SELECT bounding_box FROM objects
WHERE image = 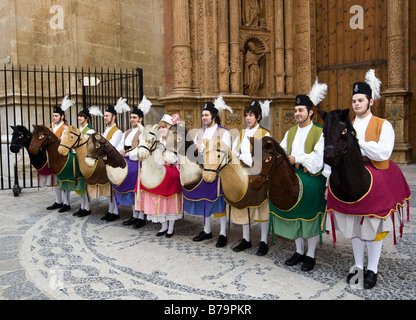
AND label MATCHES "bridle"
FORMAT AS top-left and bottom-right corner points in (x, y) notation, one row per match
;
(254, 149), (285, 181)
(59, 130), (88, 151)
(85, 135), (116, 161)
(203, 148), (232, 174)
(138, 131), (159, 154)
(323, 121), (356, 156)
(30, 130), (58, 150)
